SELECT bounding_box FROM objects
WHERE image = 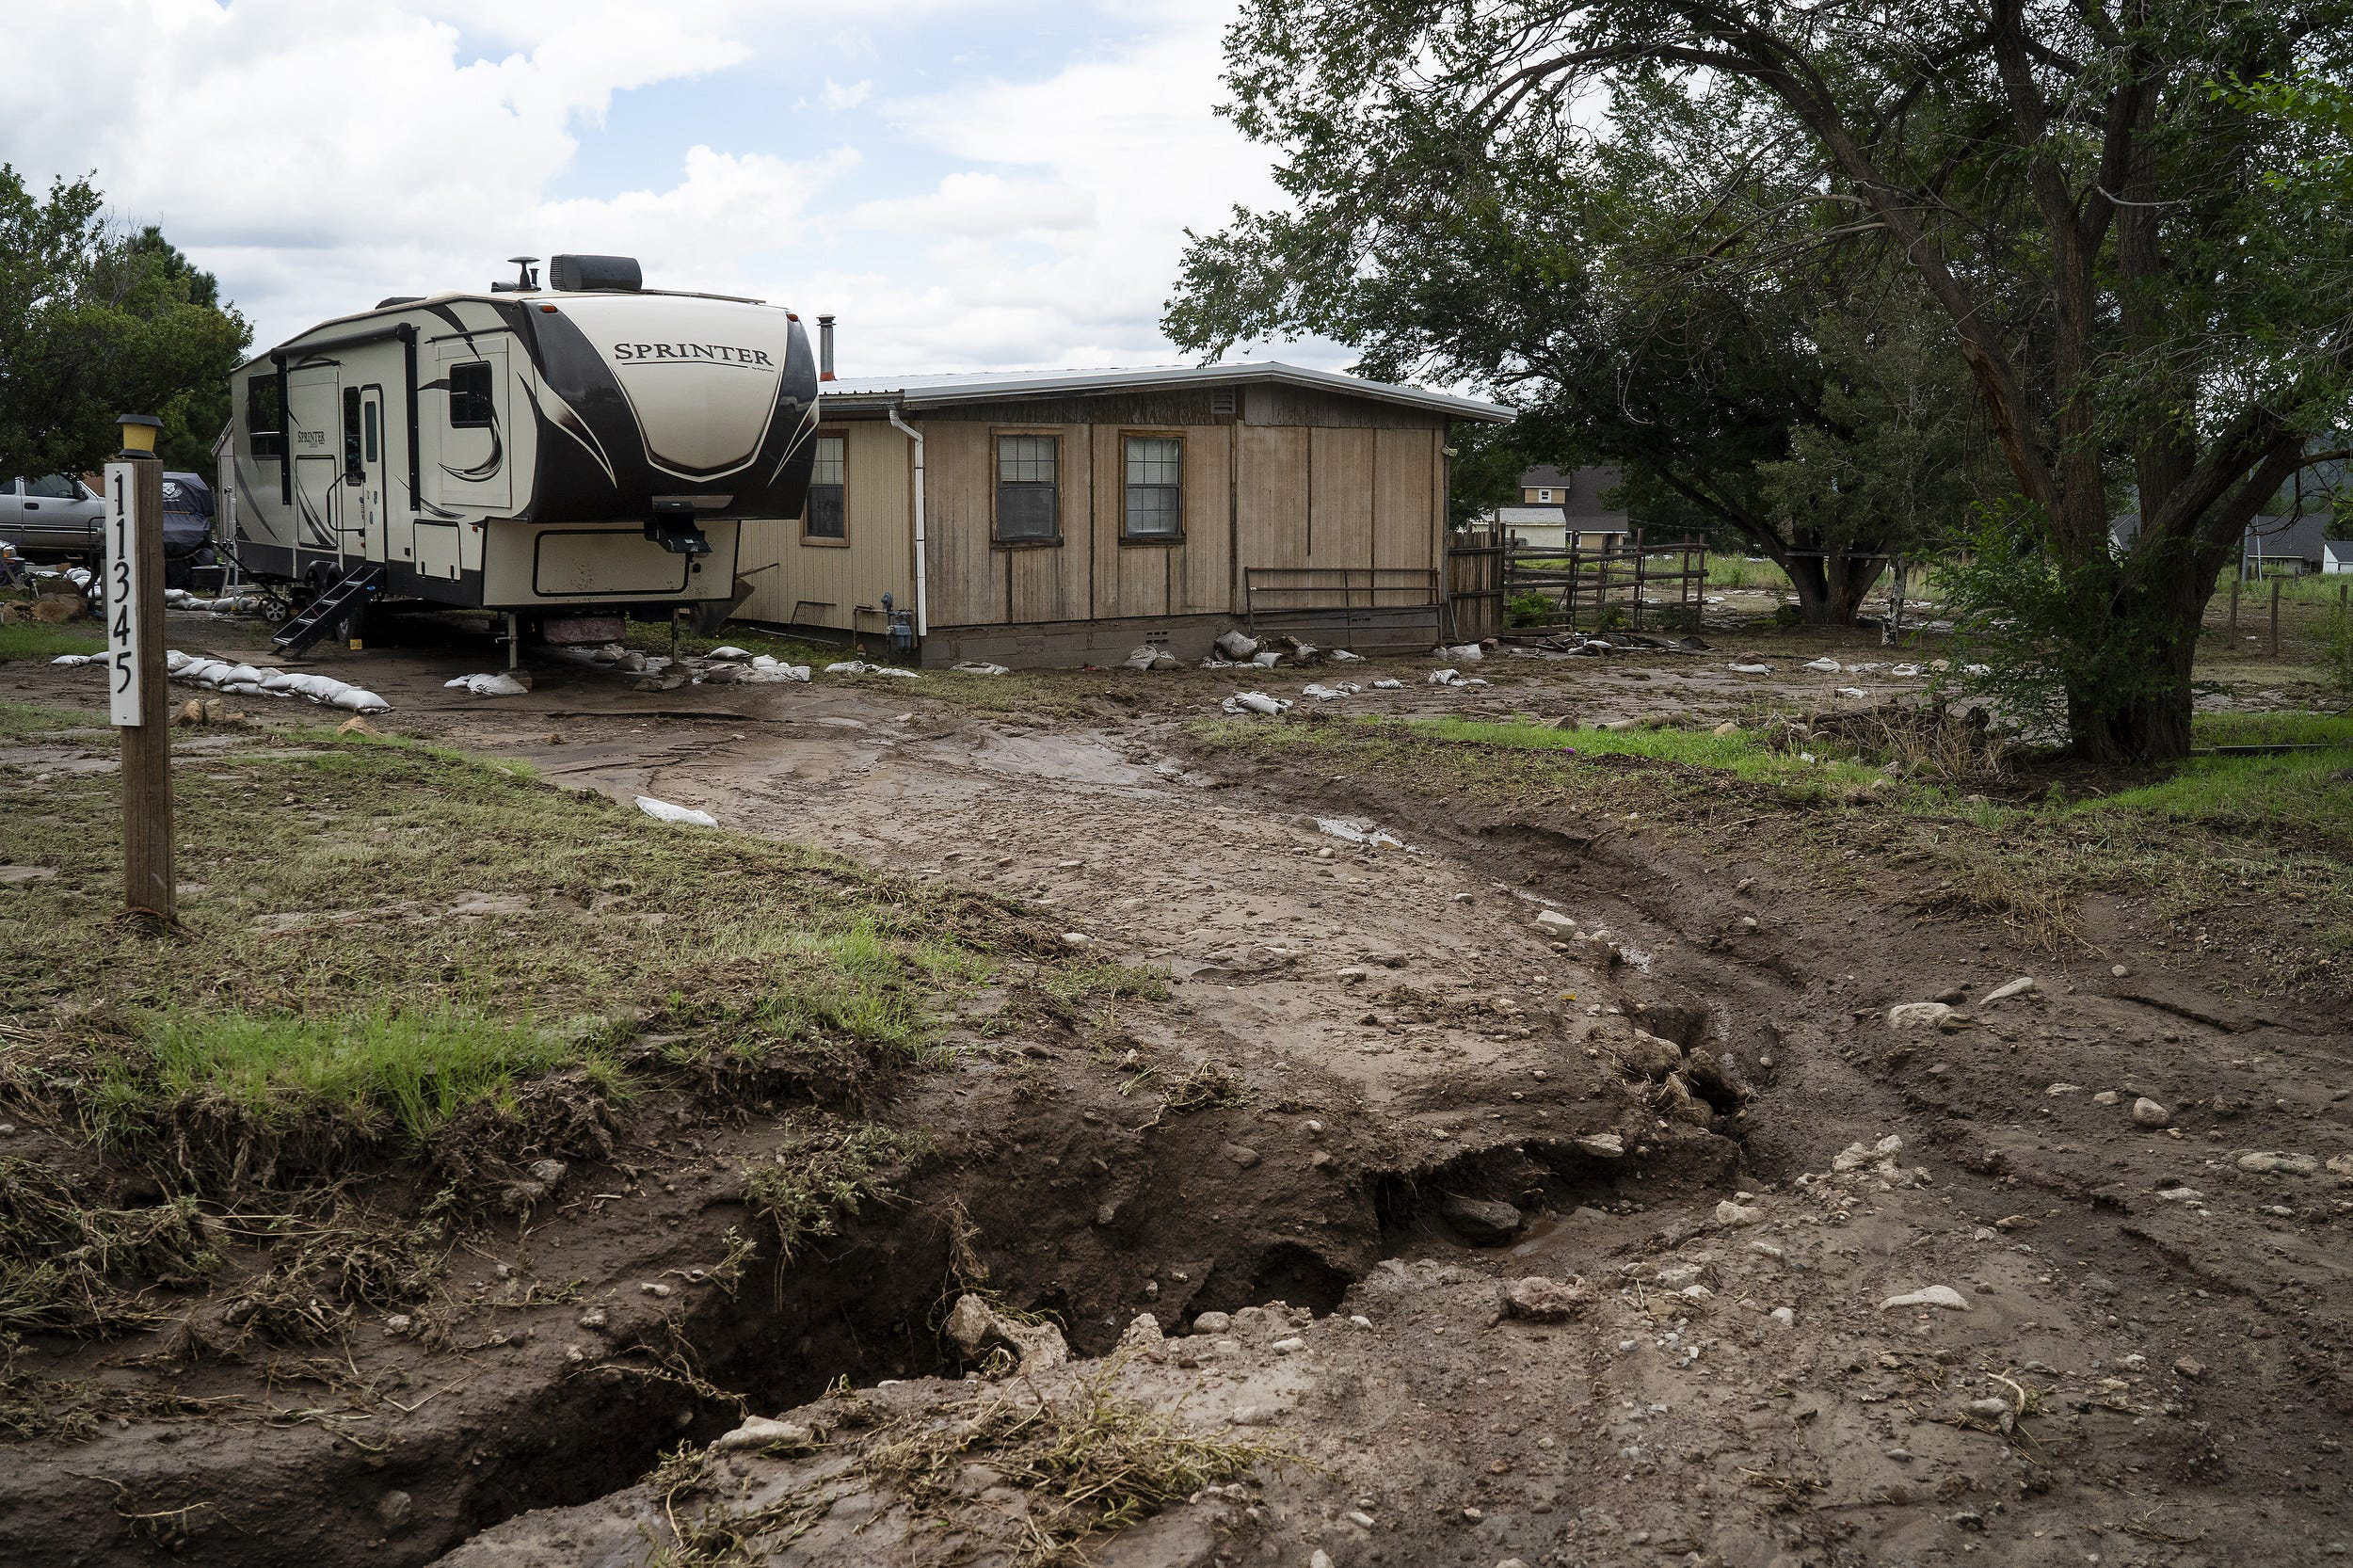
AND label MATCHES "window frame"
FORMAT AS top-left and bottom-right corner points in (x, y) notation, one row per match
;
(802, 427), (850, 546)
(990, 427), (1063, 548)
(1117, 428), (1186, 545)
(246, 374), (285, 462)
(447, 360), (495, 429)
